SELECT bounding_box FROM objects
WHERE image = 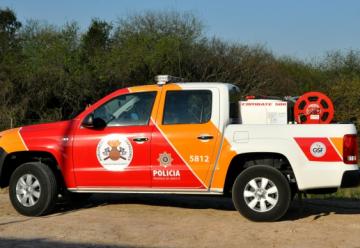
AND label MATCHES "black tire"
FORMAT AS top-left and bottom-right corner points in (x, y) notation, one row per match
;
(9, 162), (58, 216)
(232, 165), (291, 222)
(290, 183), (298, 200)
